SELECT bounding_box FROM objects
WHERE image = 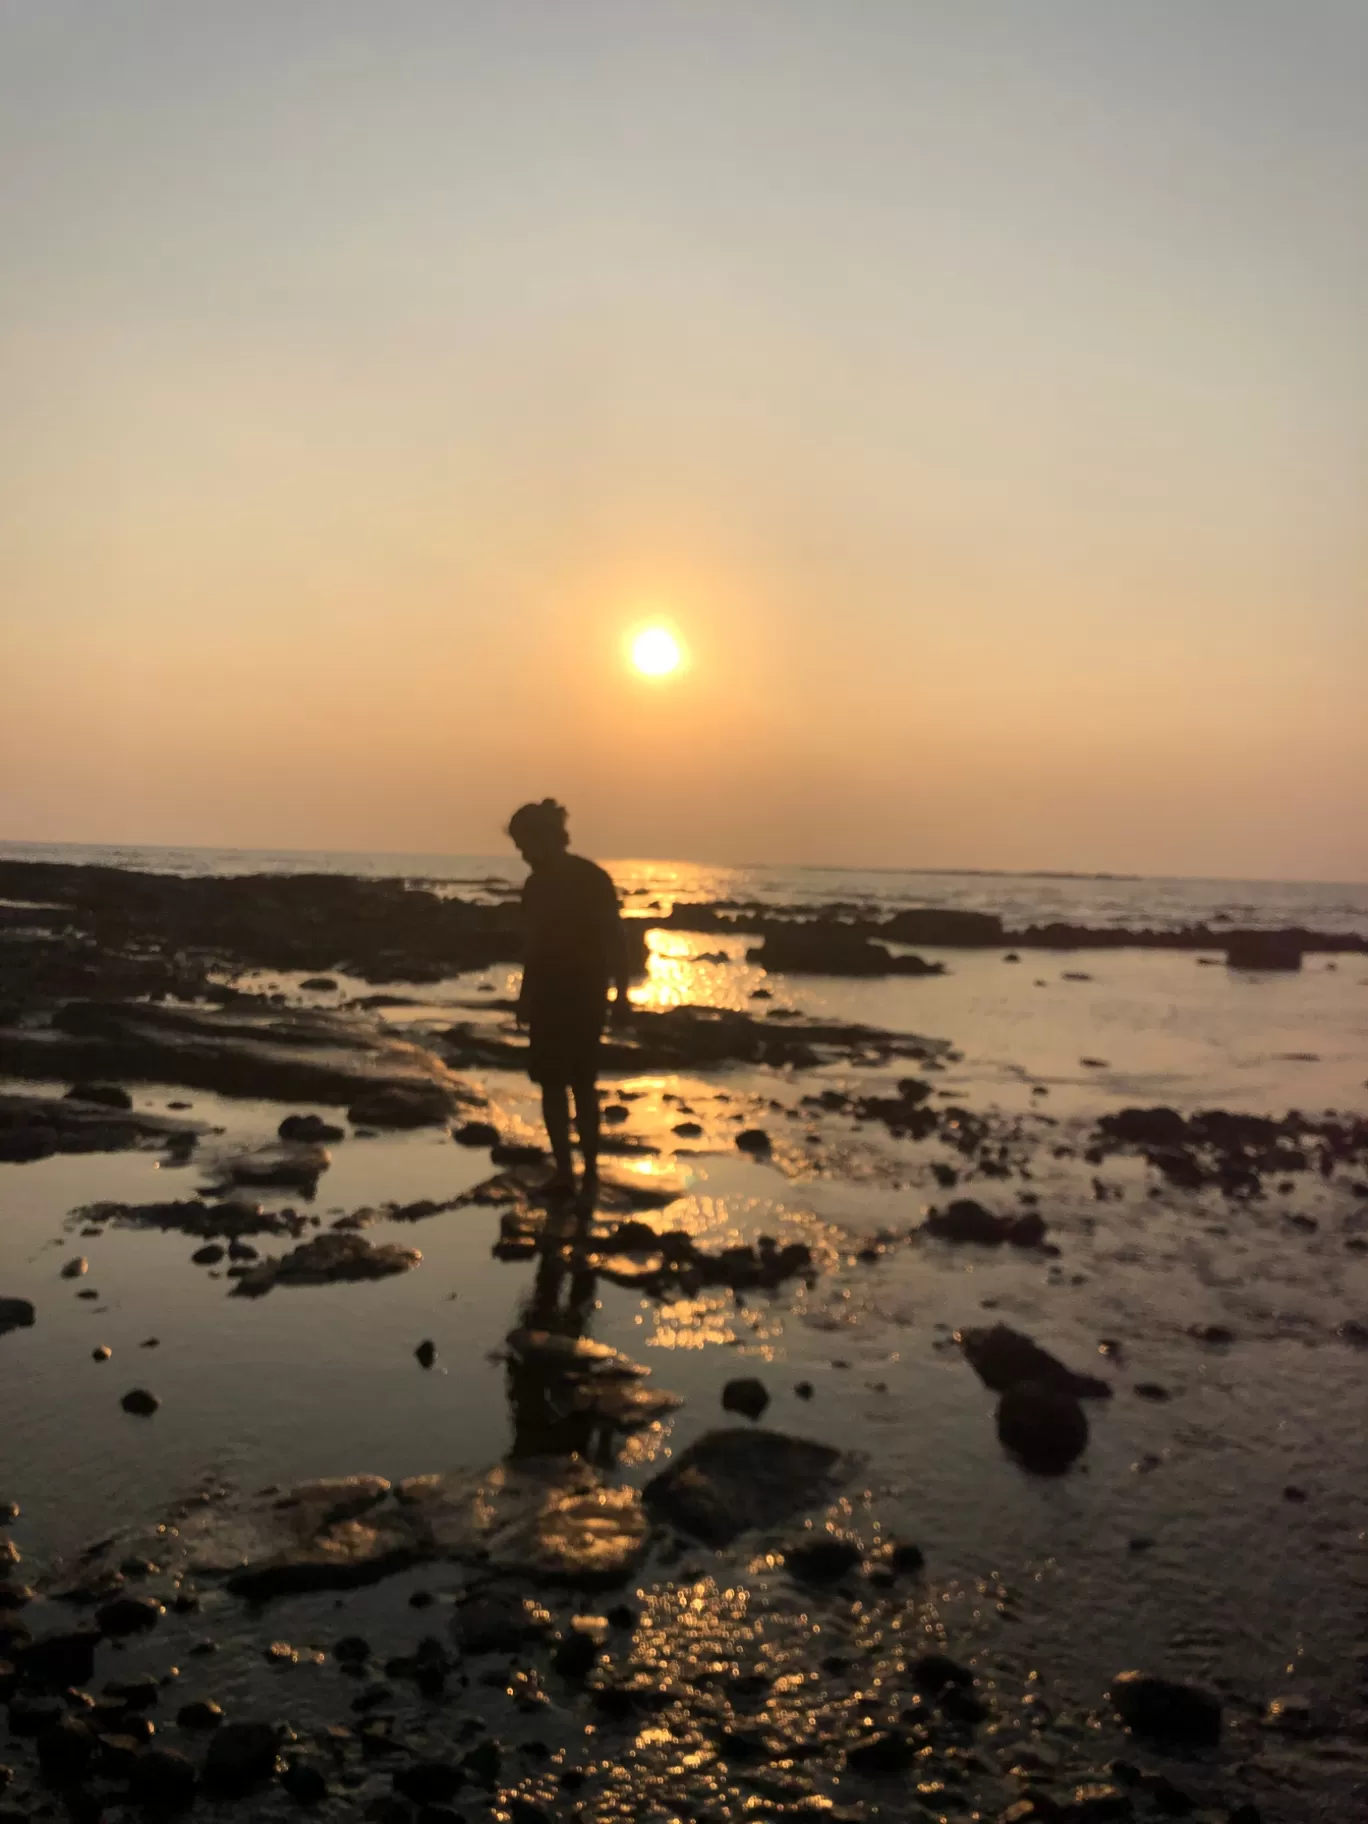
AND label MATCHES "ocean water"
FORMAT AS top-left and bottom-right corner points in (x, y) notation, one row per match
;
(3, 838), (1368, 936)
